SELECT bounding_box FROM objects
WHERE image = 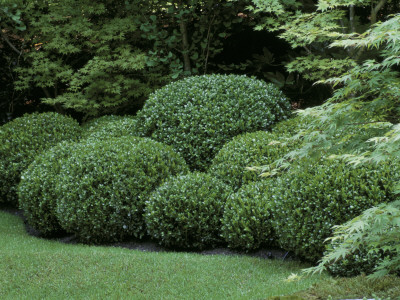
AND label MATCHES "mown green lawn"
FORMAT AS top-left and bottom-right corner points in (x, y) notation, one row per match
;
(0, 211), (325, 299)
